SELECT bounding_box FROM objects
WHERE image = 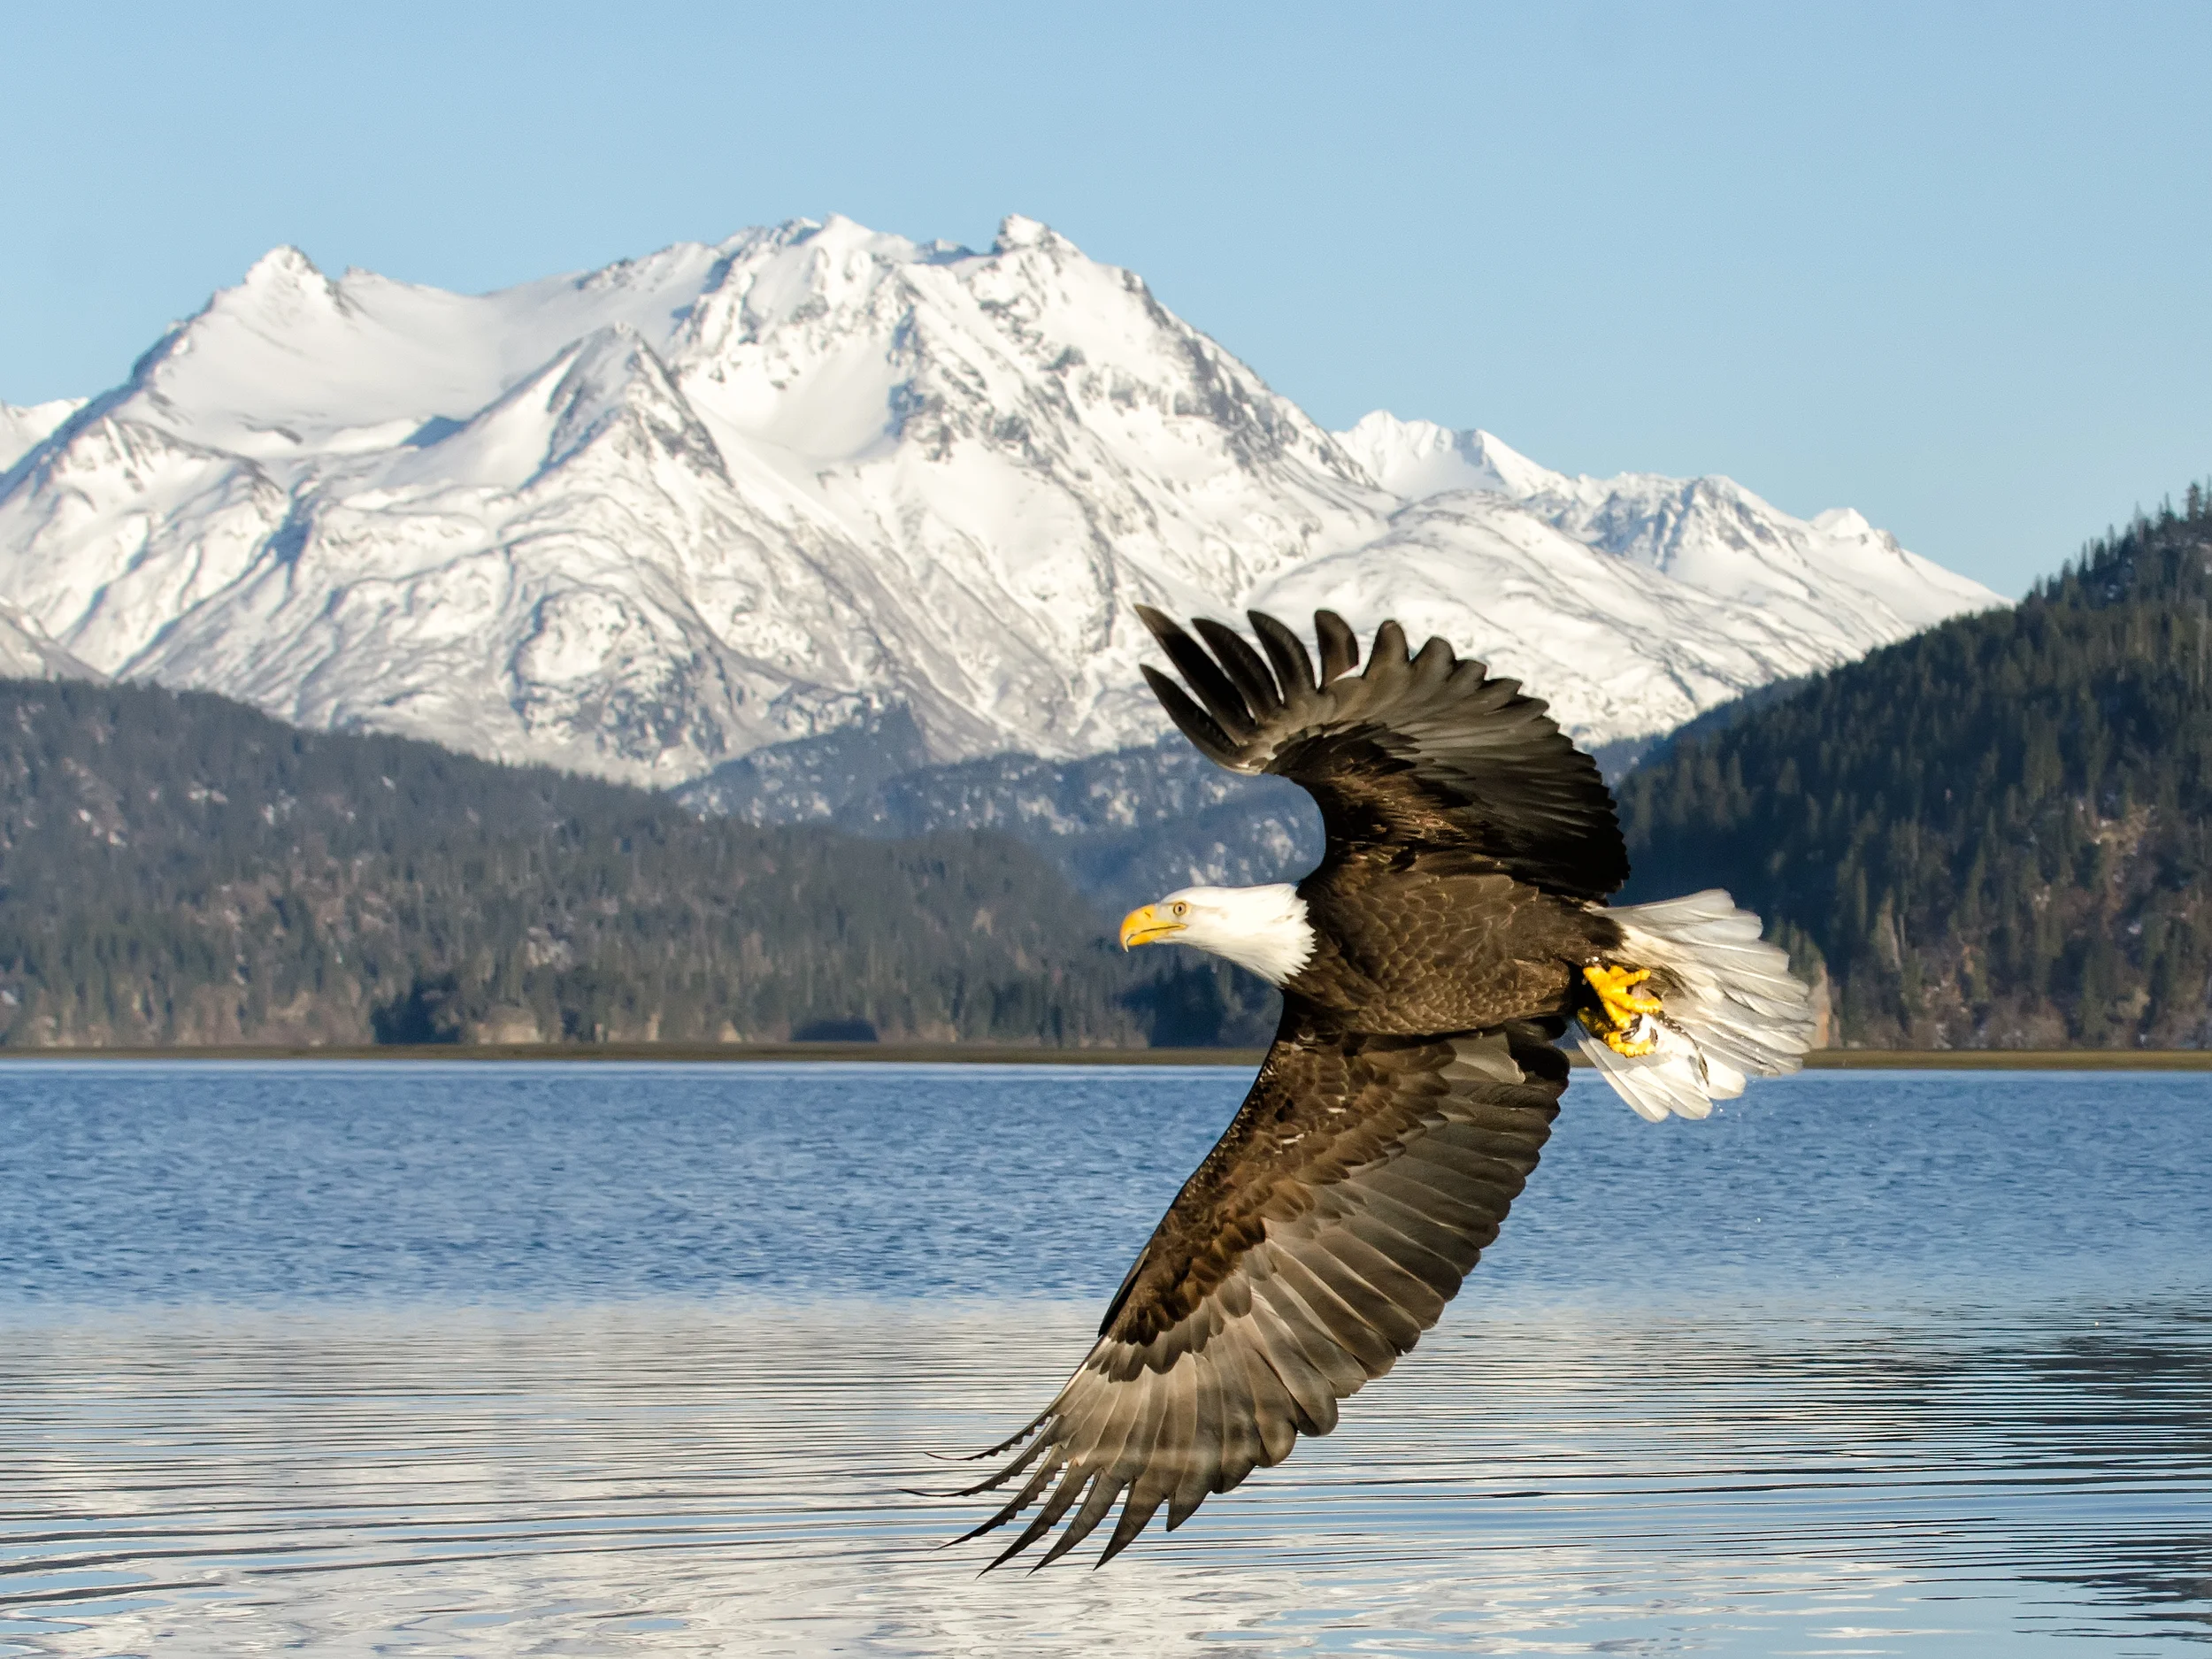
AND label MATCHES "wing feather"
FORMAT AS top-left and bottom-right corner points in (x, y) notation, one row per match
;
(1248, 610), (1319, 700)
(1268, 1248), (1400, 1373)
(958, 1017), (1565, 1566)
(1138, 665), (1236, 759)
(1167, 1351), (1219, 1524)
(1233, 1330), (1303, 1464)
(1134, 605), (1626, 899)
(1149, 625), (1257, 737)
(1192, 617), (1285, 717)
(1314, 609), (1361, 680)
(1249, 1283), (1348, 1429)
